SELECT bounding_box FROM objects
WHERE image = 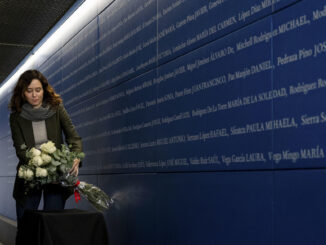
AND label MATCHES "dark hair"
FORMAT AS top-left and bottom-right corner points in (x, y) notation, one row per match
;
(9, 70), (62, 112)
